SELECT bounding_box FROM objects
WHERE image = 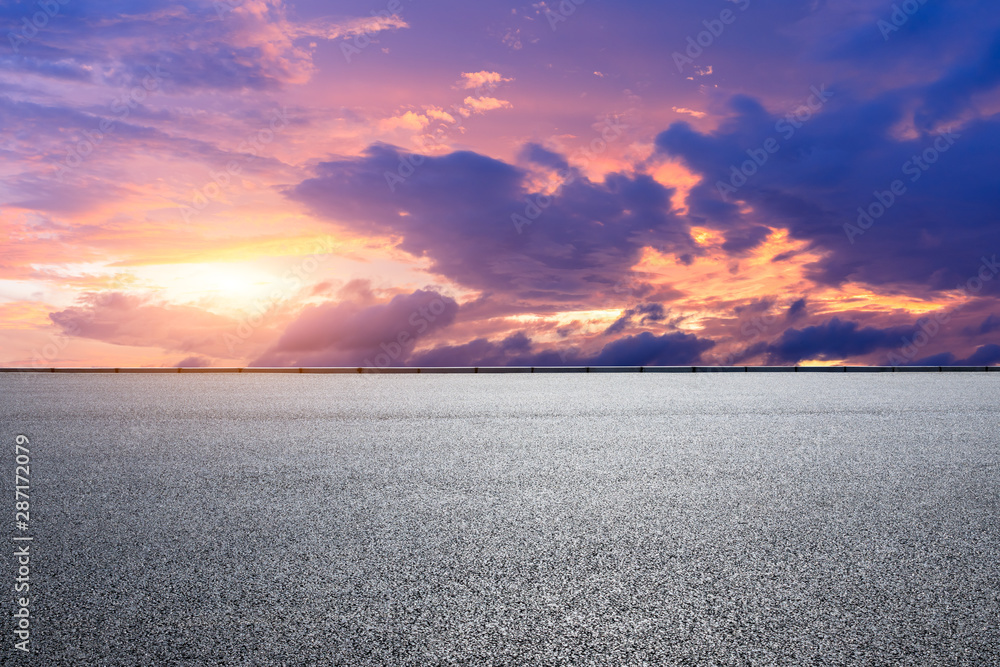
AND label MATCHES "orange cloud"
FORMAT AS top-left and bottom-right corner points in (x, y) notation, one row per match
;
(459, 71), (513, 90)
(47, 292), (276, 361)
(462, 96), (514, 114)
(379, 110), (432, 132)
